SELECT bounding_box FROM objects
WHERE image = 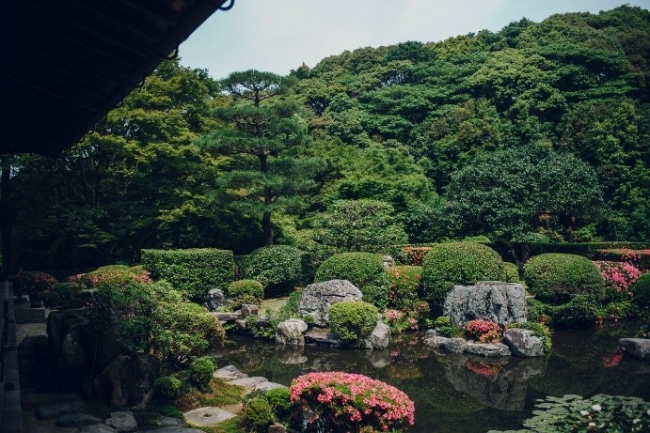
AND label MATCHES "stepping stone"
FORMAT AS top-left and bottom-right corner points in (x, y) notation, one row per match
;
(227, 376), (268, 388)
(80, 425), (118, 433)
(213, 364), (248, 381)
(144, 428), (205, 433)
(37, 400), (86, 419)
(255, 381), (287, 392)
(158, 416), (186, 427)
(56, 412), (101, 427)
(105, 411), (137, 432)
(184, 407), (237, 427)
